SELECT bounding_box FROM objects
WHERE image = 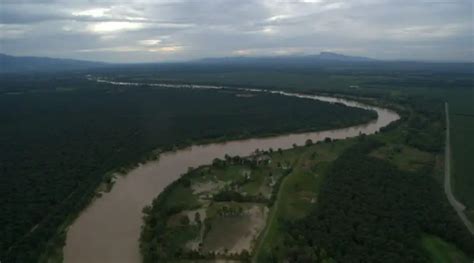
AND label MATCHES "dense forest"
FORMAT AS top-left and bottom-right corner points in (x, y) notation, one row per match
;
(0, 78), (376, 262)
(250, 84), (473, 262)
(275, 139), (474, 262)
